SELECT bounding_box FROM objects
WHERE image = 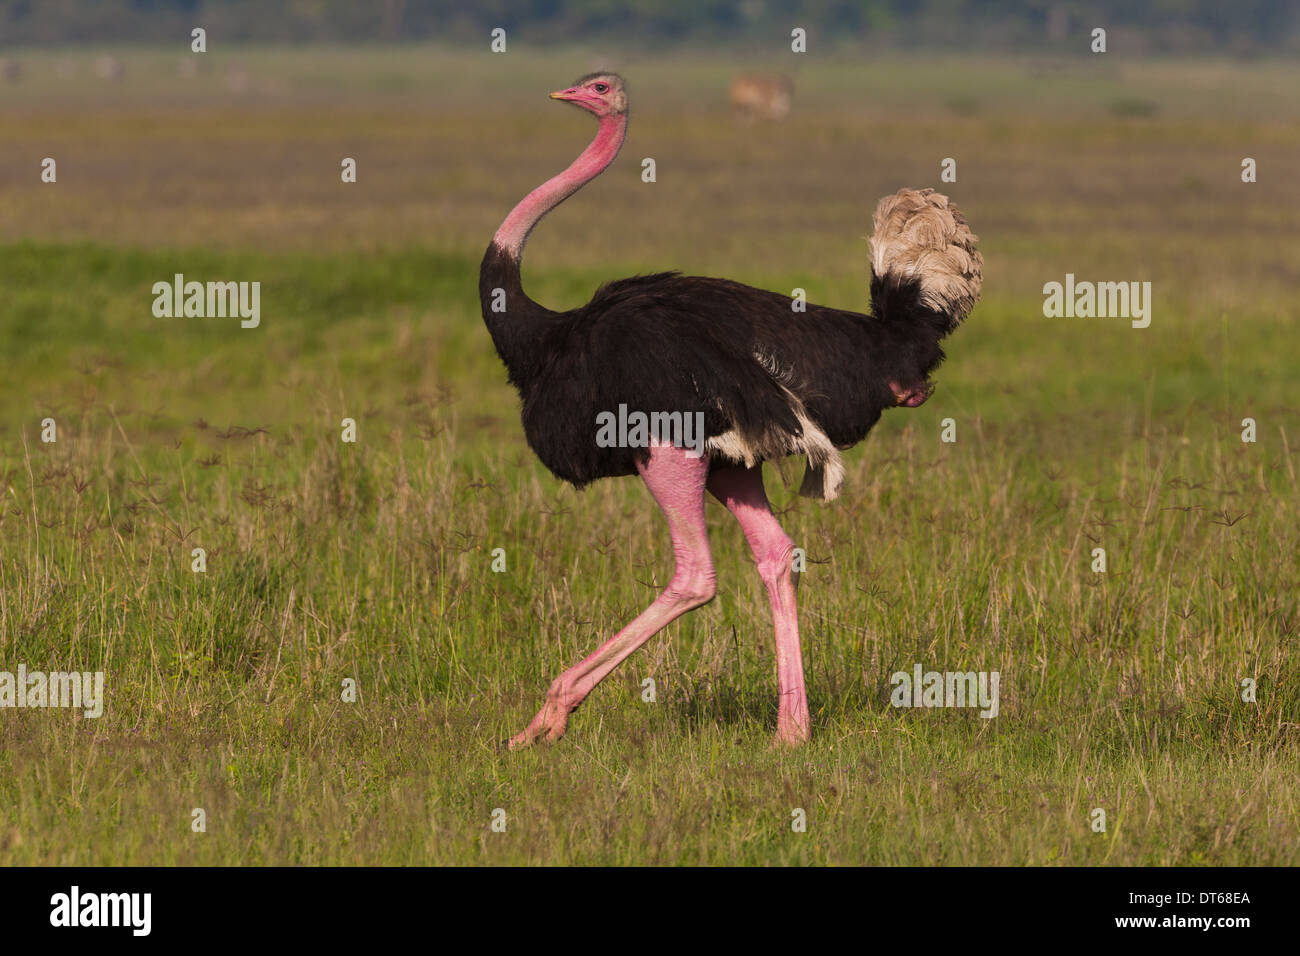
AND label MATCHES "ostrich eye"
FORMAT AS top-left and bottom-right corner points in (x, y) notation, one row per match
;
(593, 83), (608, 93)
